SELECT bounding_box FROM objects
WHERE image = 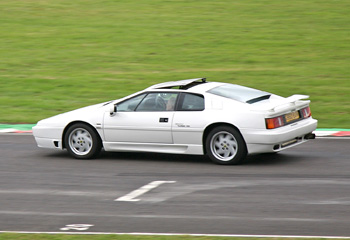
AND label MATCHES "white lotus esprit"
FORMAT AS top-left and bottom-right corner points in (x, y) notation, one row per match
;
(33, 78), (317, 165)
